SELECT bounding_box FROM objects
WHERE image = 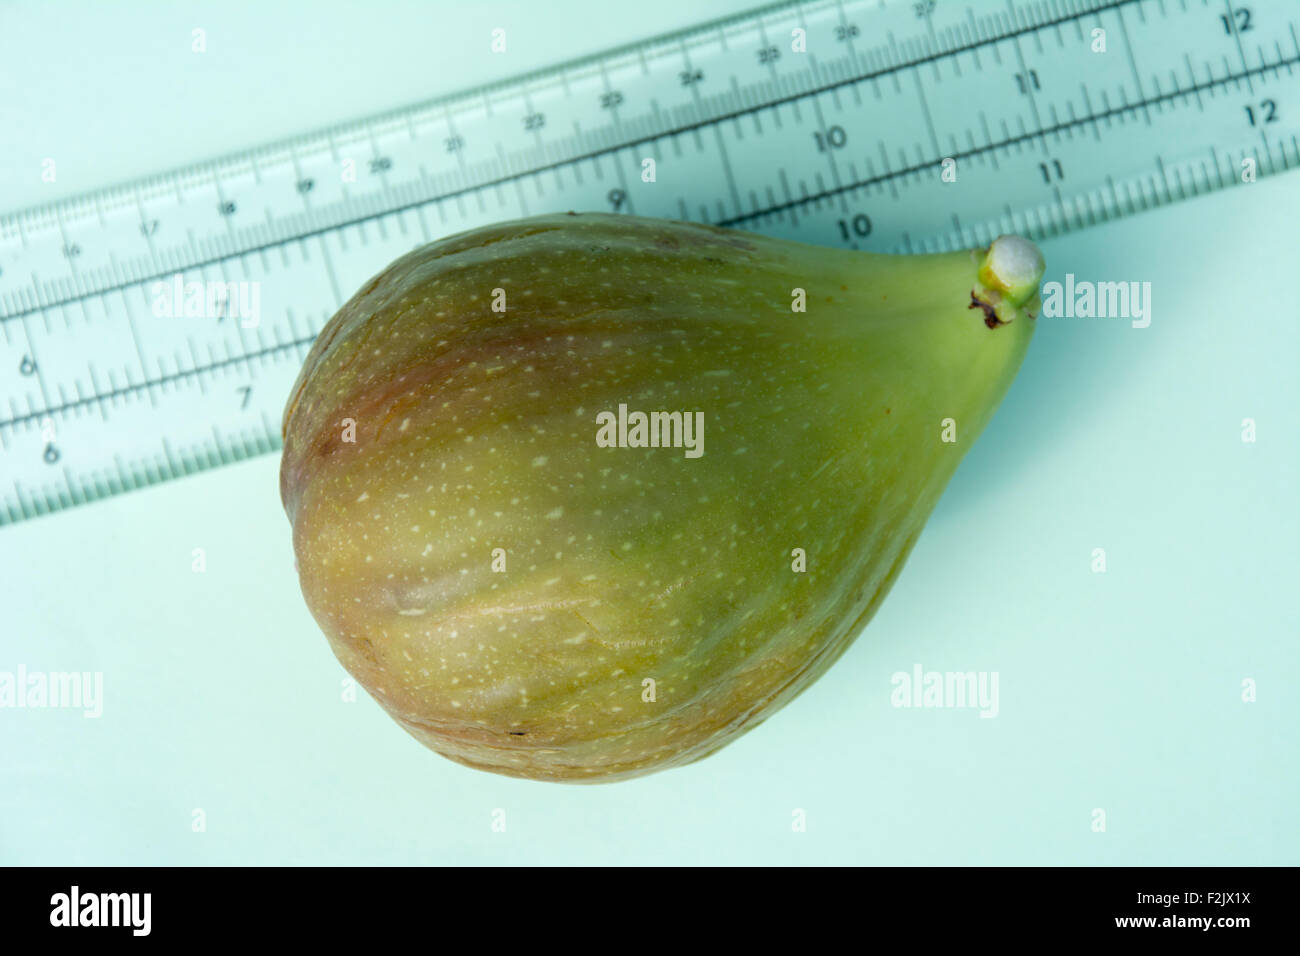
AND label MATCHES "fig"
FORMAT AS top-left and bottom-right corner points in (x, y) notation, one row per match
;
(280, 212), (1043, 782)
